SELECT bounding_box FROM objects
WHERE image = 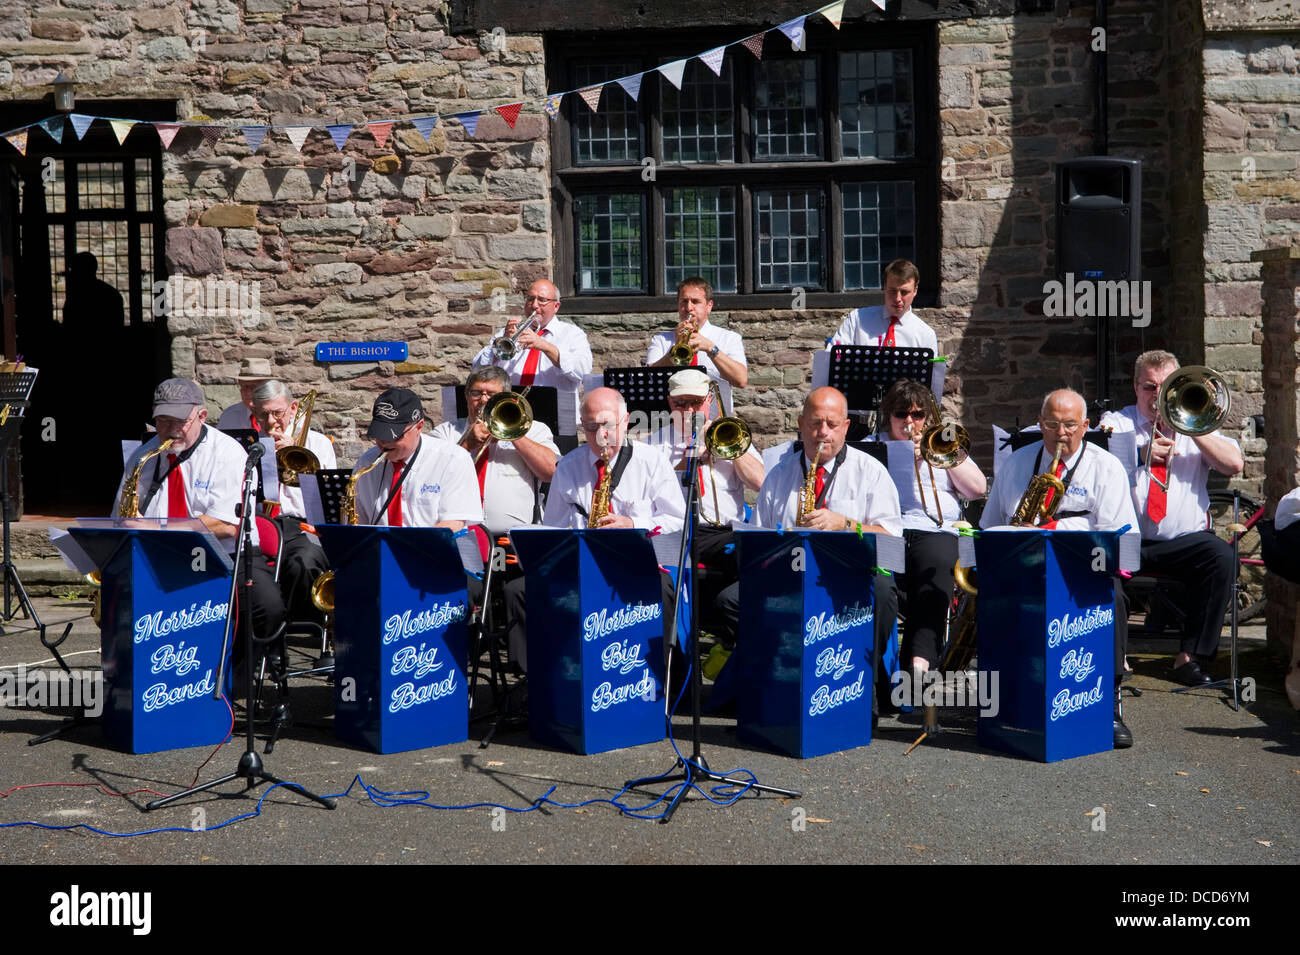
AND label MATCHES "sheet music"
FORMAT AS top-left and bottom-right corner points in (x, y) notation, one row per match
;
(874, 532), (906, 573)
(810, 350), (830, 389)
(651, 530), (683, 570)
(121, 439), (141, 468)
(49, 527), (97, 575)
(455, 530), (485, 574)
(556, 389), (577, 436)
(298, 474), (326, 525)
(71, 517), (234, 572)
(958, 534), (978, 568)
(1109, 431), (1138, 483)
(259, 437), (279, 499)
